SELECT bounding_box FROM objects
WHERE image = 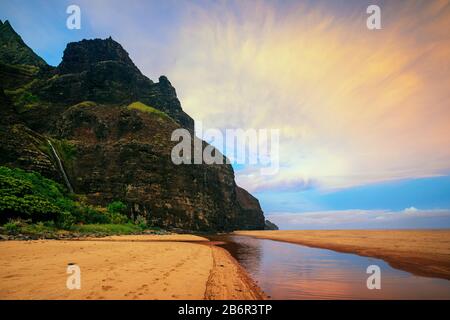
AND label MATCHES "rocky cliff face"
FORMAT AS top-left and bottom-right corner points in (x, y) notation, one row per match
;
(264, 220), (279, 230)
(37, 37), (194, 131)
(0, 21), (265, 231)
(235, 186), (266, 230)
